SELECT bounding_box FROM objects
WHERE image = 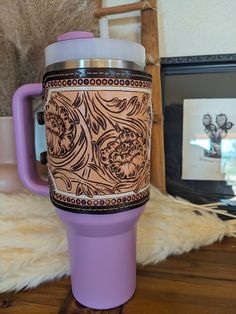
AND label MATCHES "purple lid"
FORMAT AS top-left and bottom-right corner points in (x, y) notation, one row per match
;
(57, 31), (94, 42)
